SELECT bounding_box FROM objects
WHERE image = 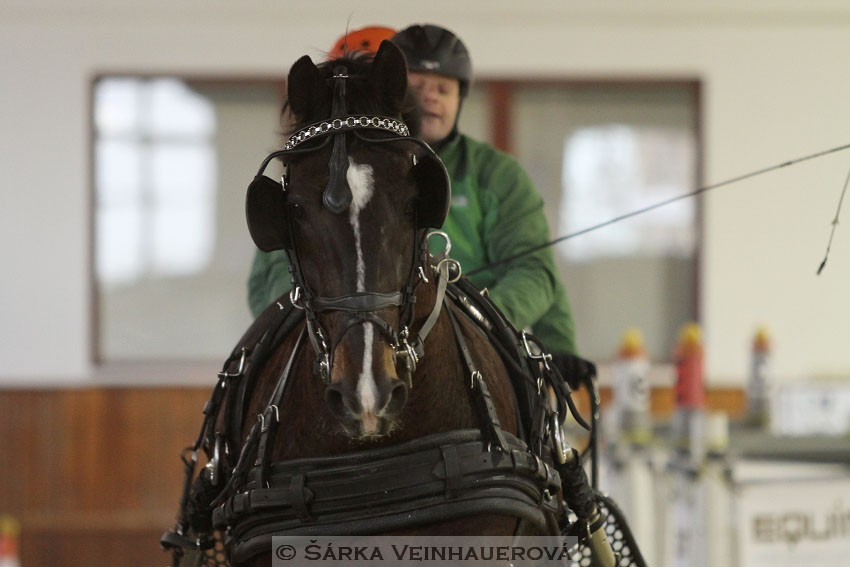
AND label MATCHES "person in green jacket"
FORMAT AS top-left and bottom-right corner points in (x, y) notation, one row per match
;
(248, 24), (588, 380)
